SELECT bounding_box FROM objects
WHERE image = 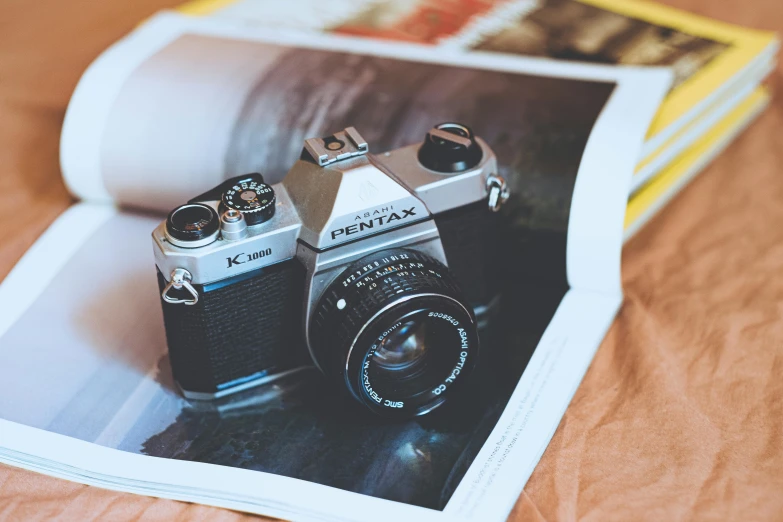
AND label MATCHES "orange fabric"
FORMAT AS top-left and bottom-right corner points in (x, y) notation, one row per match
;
(0, 0), (782, 520)
(0, 466), (255, 521)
